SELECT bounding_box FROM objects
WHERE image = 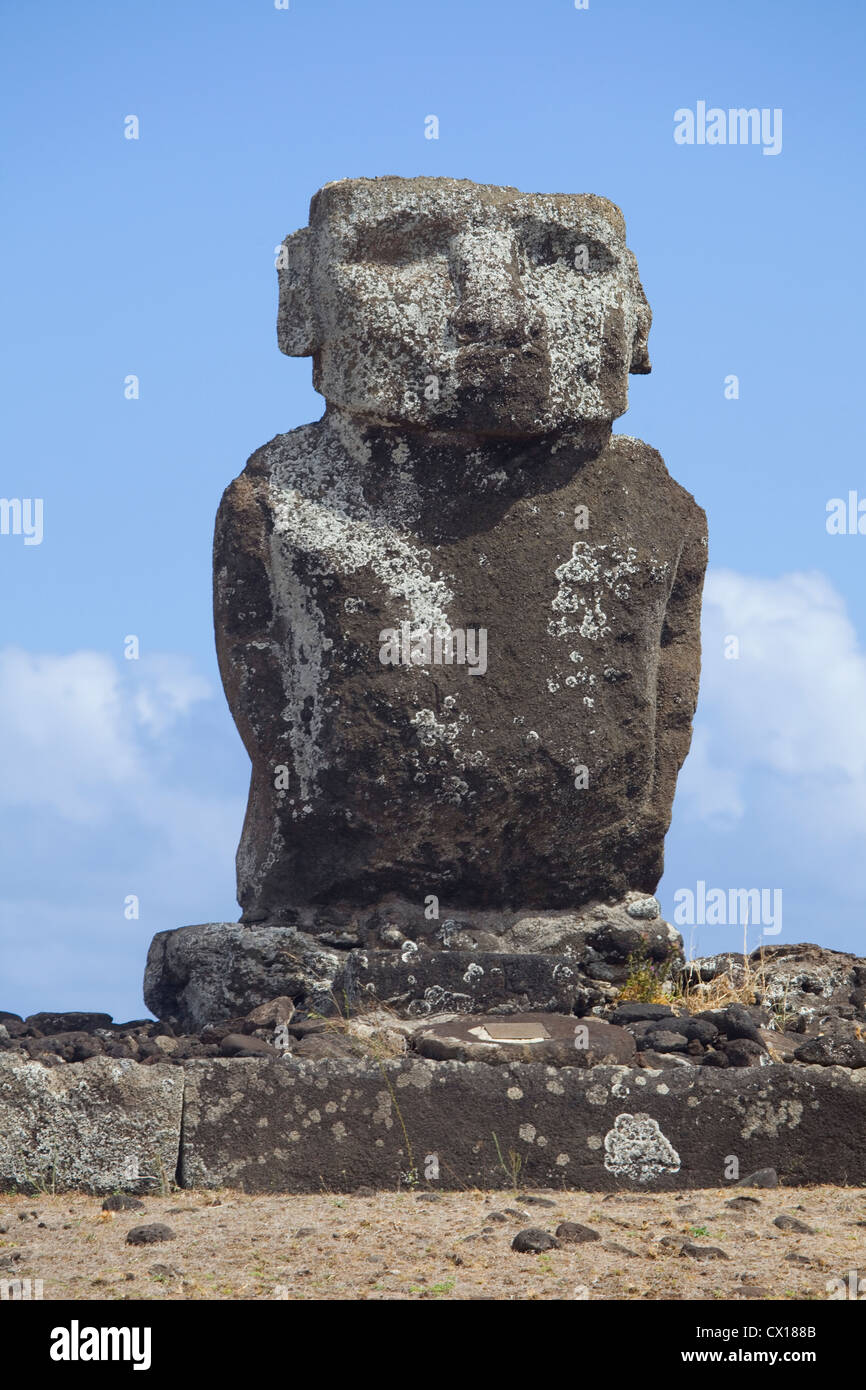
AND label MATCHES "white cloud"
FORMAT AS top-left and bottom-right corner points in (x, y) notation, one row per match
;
(132, 653), (212, 736)
(0, 646), (246, 1016)
(679, 568), (866, 835)
(676, 724), (745, 825)
(0, 647), (215, 822)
